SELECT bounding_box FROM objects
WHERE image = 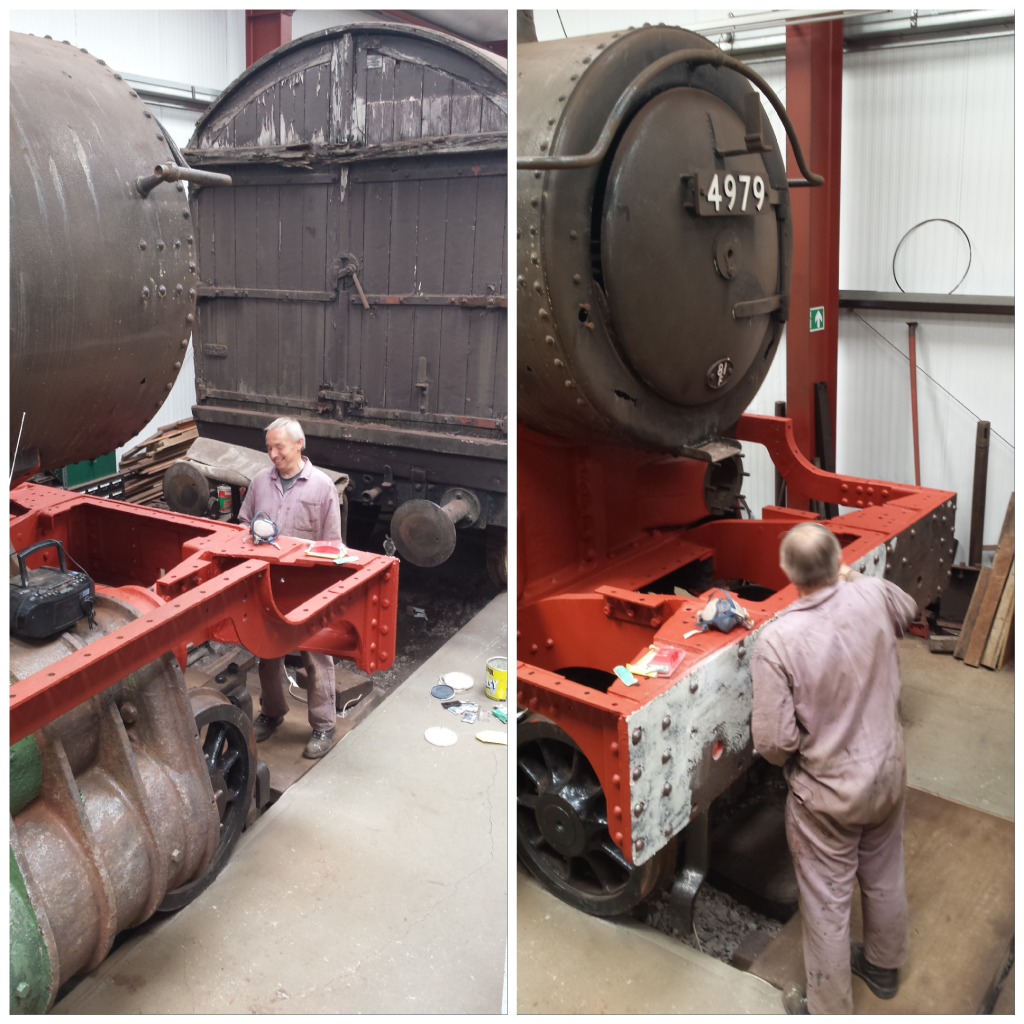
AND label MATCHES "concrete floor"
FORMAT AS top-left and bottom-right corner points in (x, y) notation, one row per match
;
(518, 635), (1014, 1014)
(55, 592), (508, 1014)
(899, 637), (1014, 819)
